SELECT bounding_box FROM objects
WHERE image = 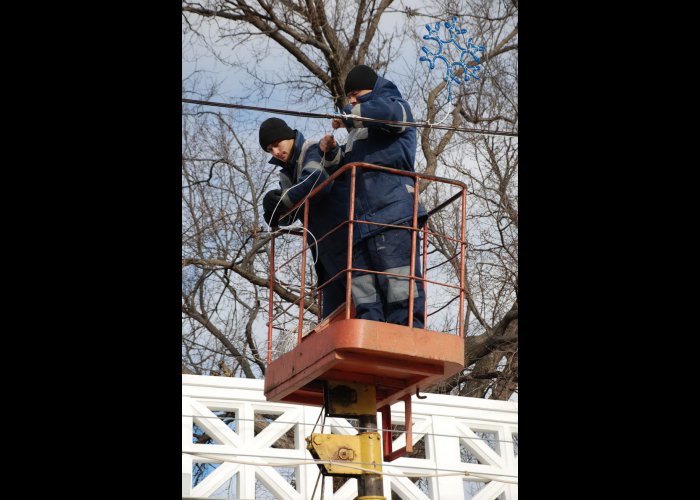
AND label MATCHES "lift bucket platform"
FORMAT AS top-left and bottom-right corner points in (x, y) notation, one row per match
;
(263, 318), (464, 410)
